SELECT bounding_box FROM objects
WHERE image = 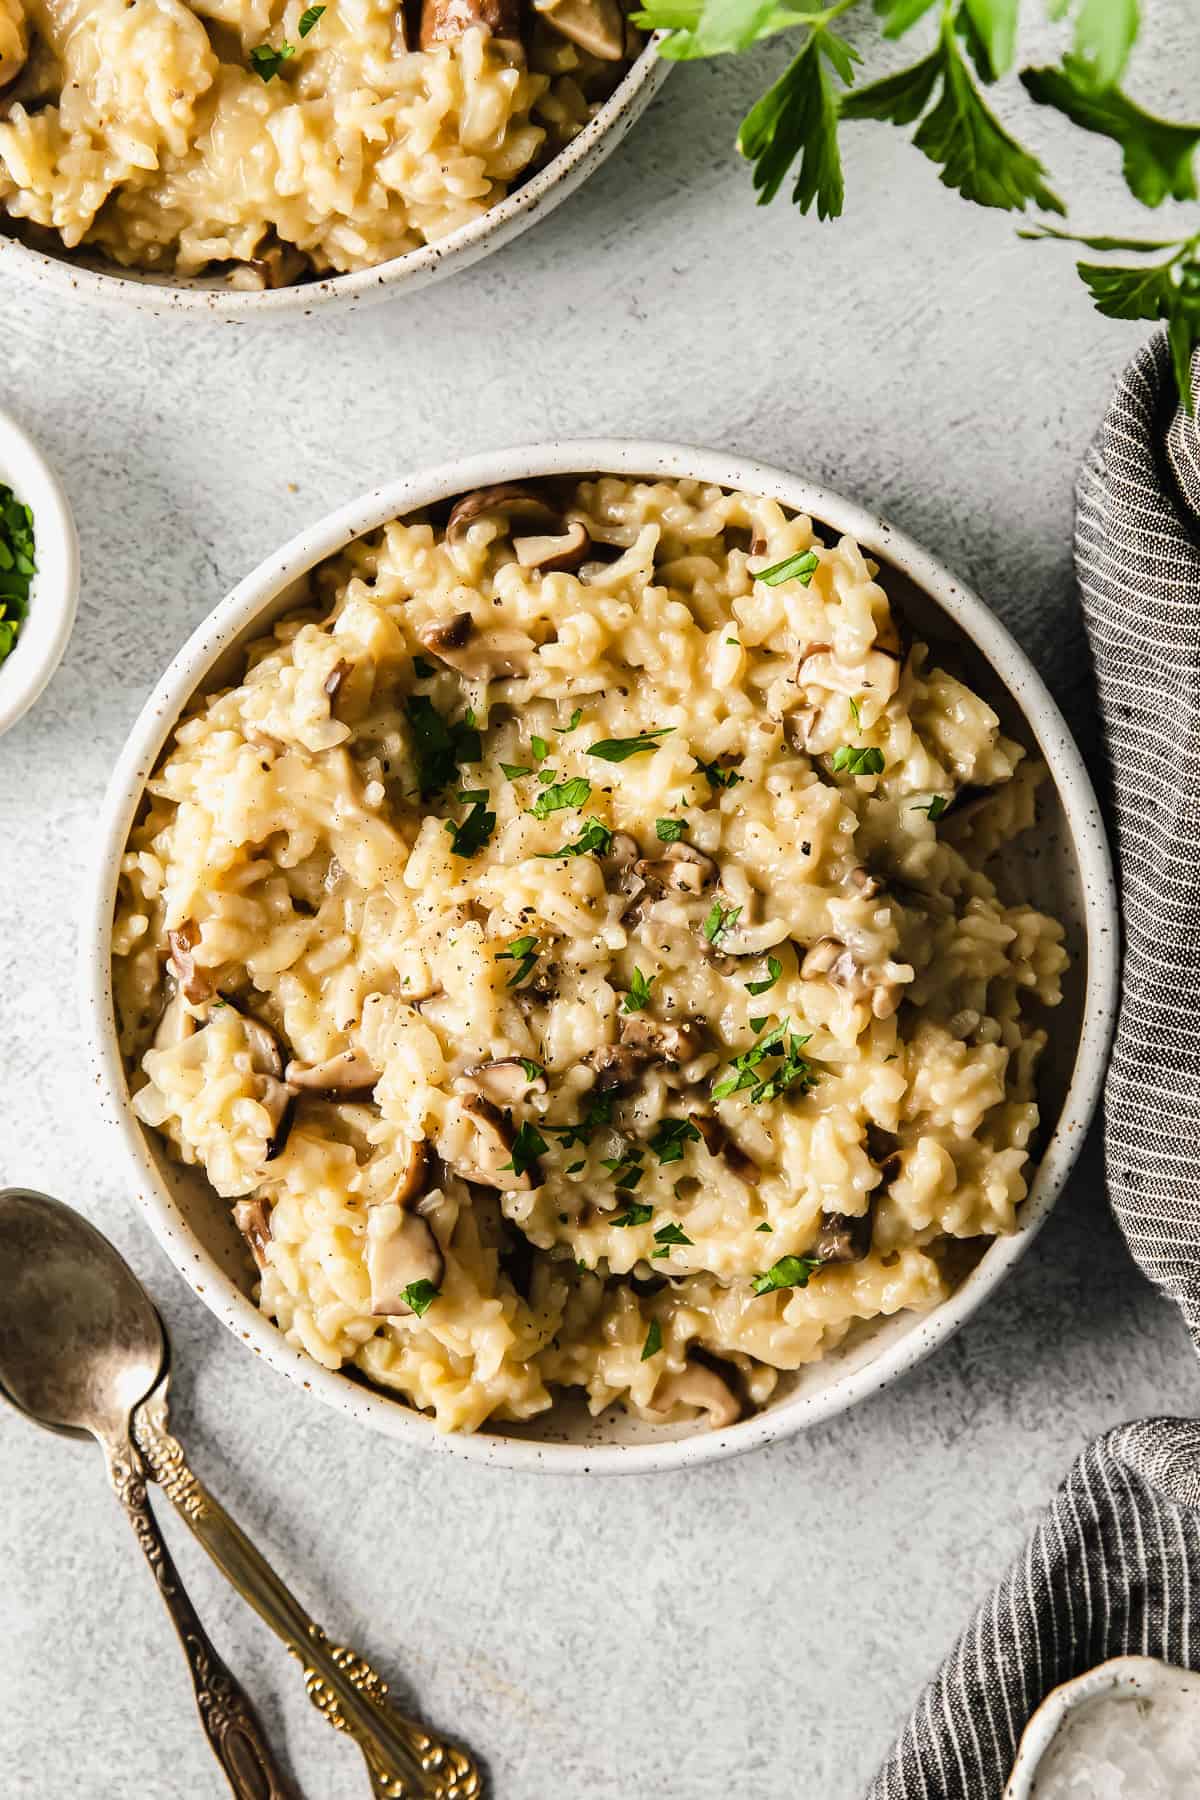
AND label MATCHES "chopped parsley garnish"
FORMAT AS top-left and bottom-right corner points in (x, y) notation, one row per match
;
(518, 1059), (546, 1082)
(611, 1200), (653, 1226)
(402, 1278), (439, 1316)
(588, 728), (674, 762)
(756, 1222), (773, 1233)
(557, 708), (582, 733)
(694, 758), (743, 789)
(648, 1118), (702, 1164)
(913, 794), (949, 820)
(457, 788), (488, 803)
(536, 817), (613, 860)
(745, 955), (783, 997)
(653, 1221), (693, 1246)
(406, 694), (480, 798)
(703, 900), (743, 944)
(848, 696), (861, 729)
(712, 1018), (817, 1105)
(497, 934), (539, 988)
(530, 776), (591, 820)
(298, 3), (325, 32)
(641, 1319), (663, 1360)
(412, 655), (435, 679)
(0, 484), (35, 665)
(655, 817), (685, 842)
(755, 549), (820, 587)
(622, 967), (655, 1013)
(500, 762), (532, 781)
(444, 798), (495, 857)
(544, 1096), (613, 1148)
(751, 1255), (819, 1296)
(530, 734), (549, 763)
(500, 1121), (548, 1180)
(830, 745), (885, 777)
(748, 1014), (769, 1033)
(250, 39), (295, 80)
(566, 1159), (585, 1174)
